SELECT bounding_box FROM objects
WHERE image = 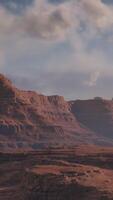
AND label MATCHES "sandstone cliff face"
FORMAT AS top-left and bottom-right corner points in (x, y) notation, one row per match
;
(70, 100), (113, 139)
(0, 74), (91, 150)
(0, 74), (113, 150)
